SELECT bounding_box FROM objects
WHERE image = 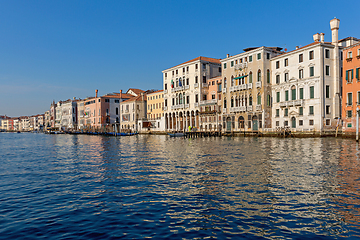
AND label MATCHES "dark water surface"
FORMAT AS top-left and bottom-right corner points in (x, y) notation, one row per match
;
(1, 133), (360, 239)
